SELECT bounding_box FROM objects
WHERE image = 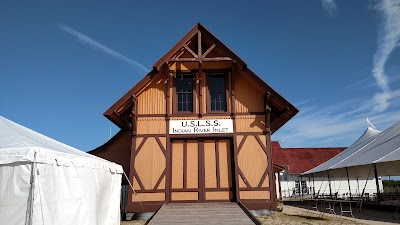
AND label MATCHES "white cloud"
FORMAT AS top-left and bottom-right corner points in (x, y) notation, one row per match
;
(322, 0), (337, 17)
(58, 24), (150, 73)
(371, 0), (400, 112)
(273, 91), (400, 147)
